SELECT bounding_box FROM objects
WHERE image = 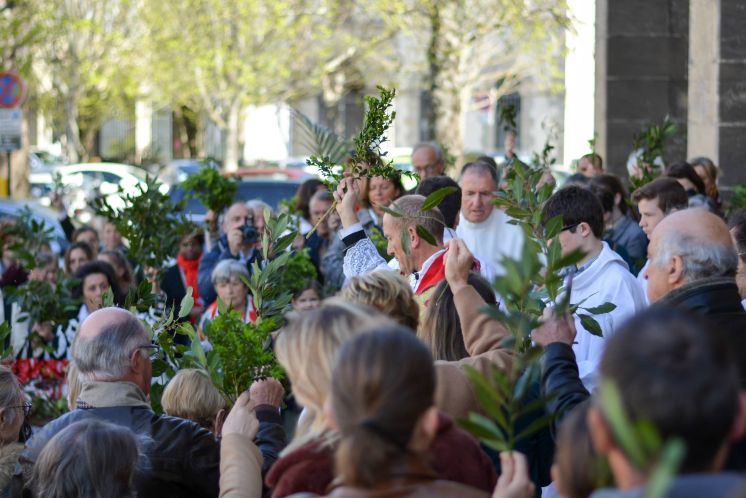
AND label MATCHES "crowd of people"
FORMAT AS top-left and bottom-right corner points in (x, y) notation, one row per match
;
(0, 140), (744, 498)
